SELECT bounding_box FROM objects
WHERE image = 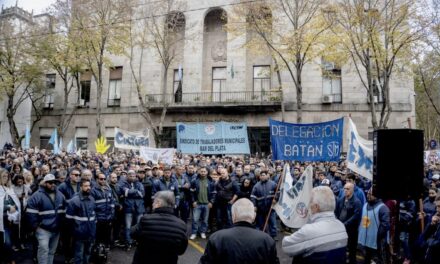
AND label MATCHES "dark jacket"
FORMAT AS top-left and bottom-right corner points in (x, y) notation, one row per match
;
(251, 180), (277, 212)
(152, 177), (180, 206)
(215, 178), (239, 204)
(58, 180), (80, 201)
(200, 221), (279, 264)
(131, 207), (188, 264)
(118, 179), (145, 214)
(420, 221), (440, 264)
(91, 185), (115, 221)
(26, 187), (66, 232)
(335, 194), (362, 233)
(66, 192), (96, 240)
(190, 176), (216, 204)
